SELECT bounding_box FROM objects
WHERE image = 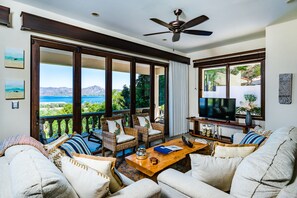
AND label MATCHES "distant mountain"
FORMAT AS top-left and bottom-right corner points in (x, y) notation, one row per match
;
(40, 85), (105, 96)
